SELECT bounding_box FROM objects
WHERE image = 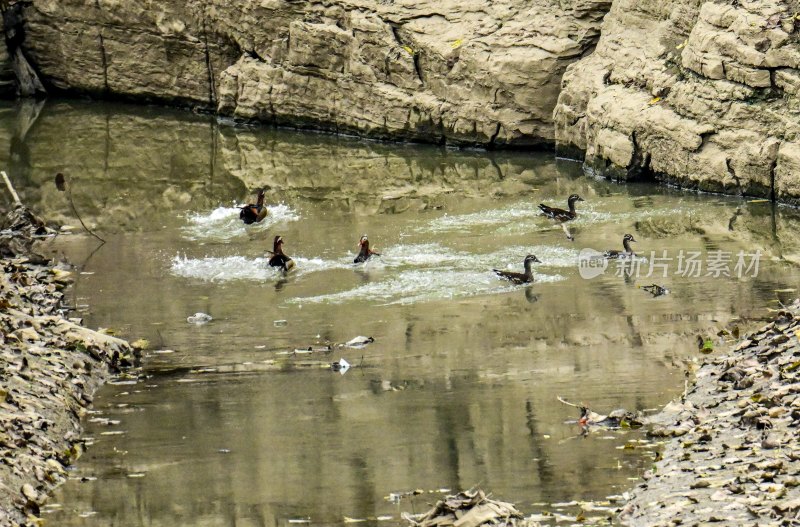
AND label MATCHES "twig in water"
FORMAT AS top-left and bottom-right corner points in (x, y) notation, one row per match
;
(56, 173), (106, 243)
(556, 395), (581, 408)
(1, 170), (22, 206)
